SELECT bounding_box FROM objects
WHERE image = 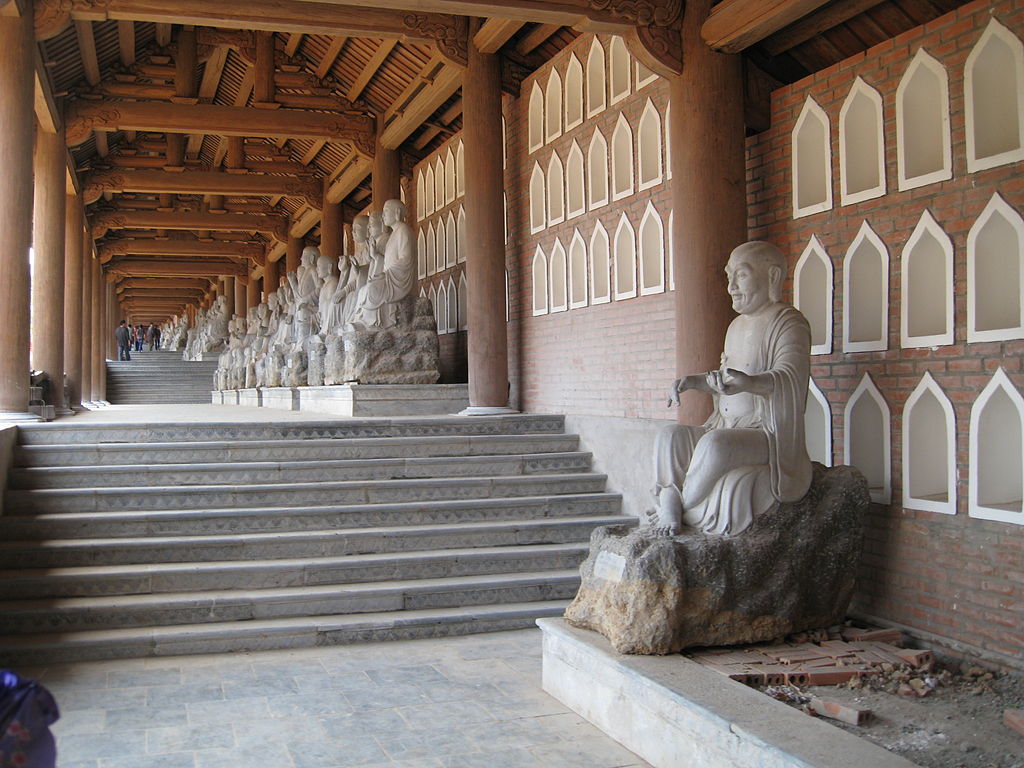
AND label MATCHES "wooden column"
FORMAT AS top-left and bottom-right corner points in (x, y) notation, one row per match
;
(63, 198), (84, 410)
(246, 271), (260, 311)
(321, 178), (342, 258)
(264, 259), (280, 295)
(80, 248), (94, 405)
(372, 118), (401, 207)
(31, 125), (67, 411)
(0, 6), (39, 420)
(233, 278), (246, 318)
(669, 0), (747, 425)
(462, 31), (513, 413)
(222, 276), (235, 317)
(286, 235), (302, 273)
(254, 31), (275, 105)
(106, 281), (117, 361)
(91, 258), (105, 402)
(175, 27), (197, 98)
